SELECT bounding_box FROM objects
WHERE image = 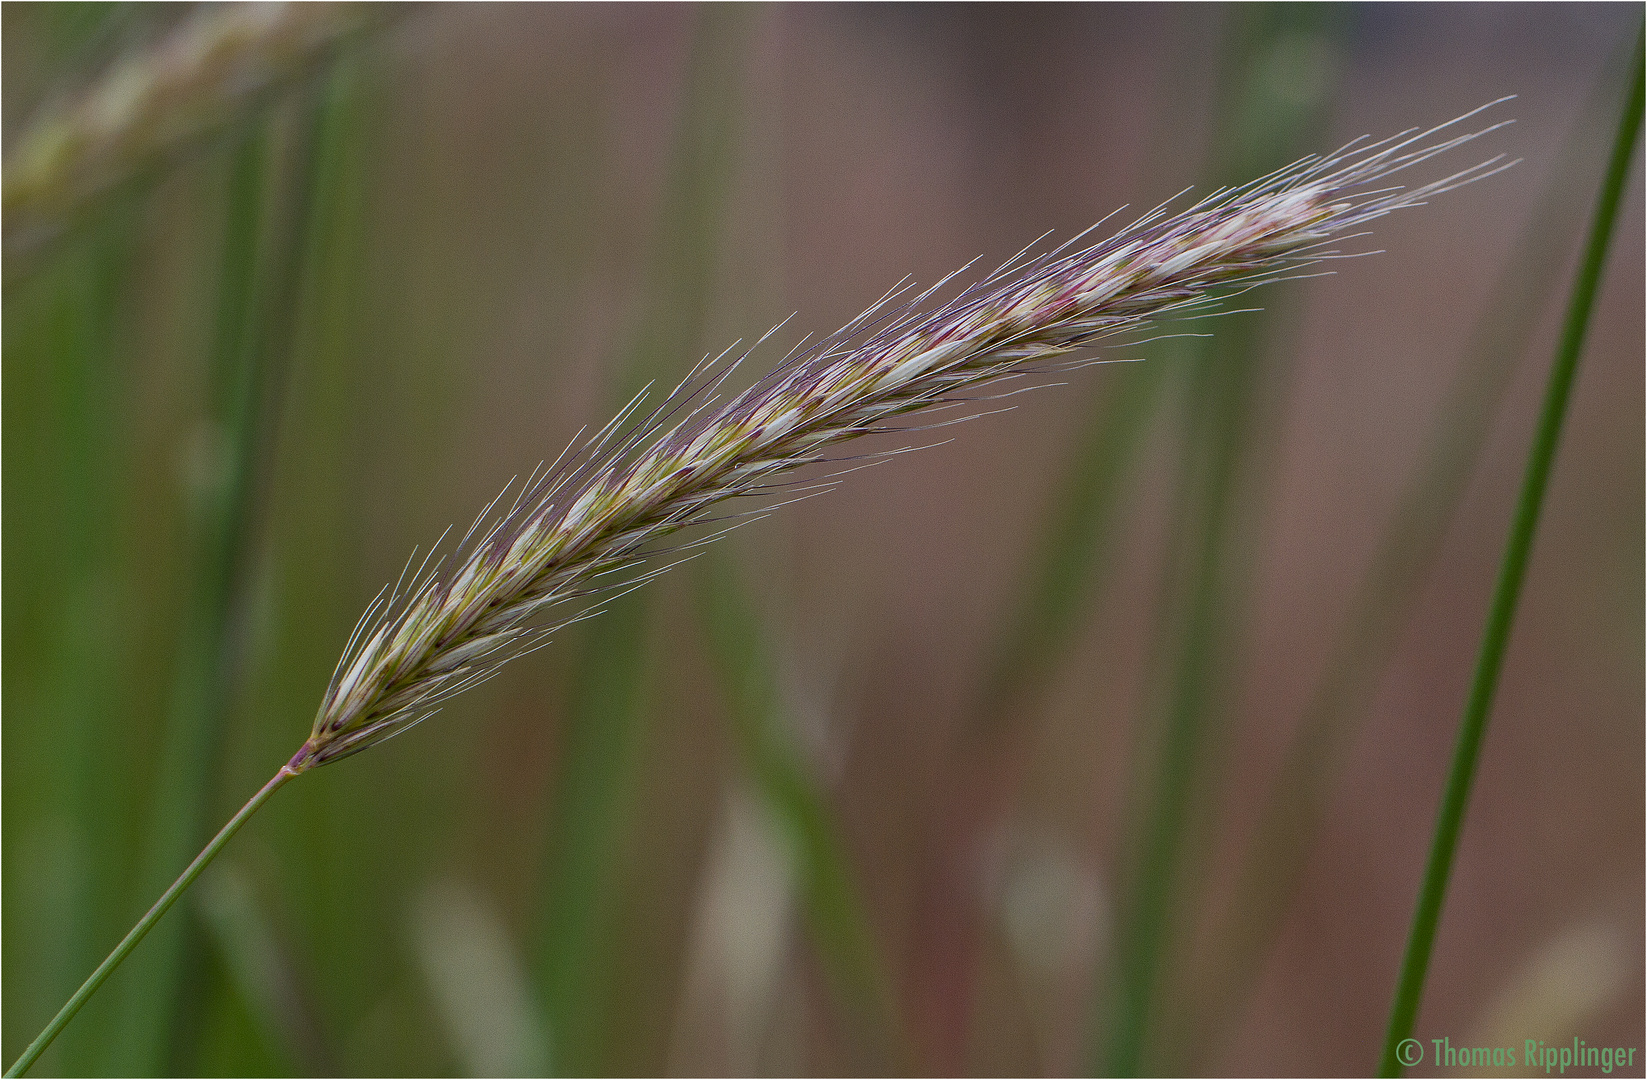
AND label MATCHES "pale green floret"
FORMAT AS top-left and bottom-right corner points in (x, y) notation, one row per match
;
(428, 634), (507, 677)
